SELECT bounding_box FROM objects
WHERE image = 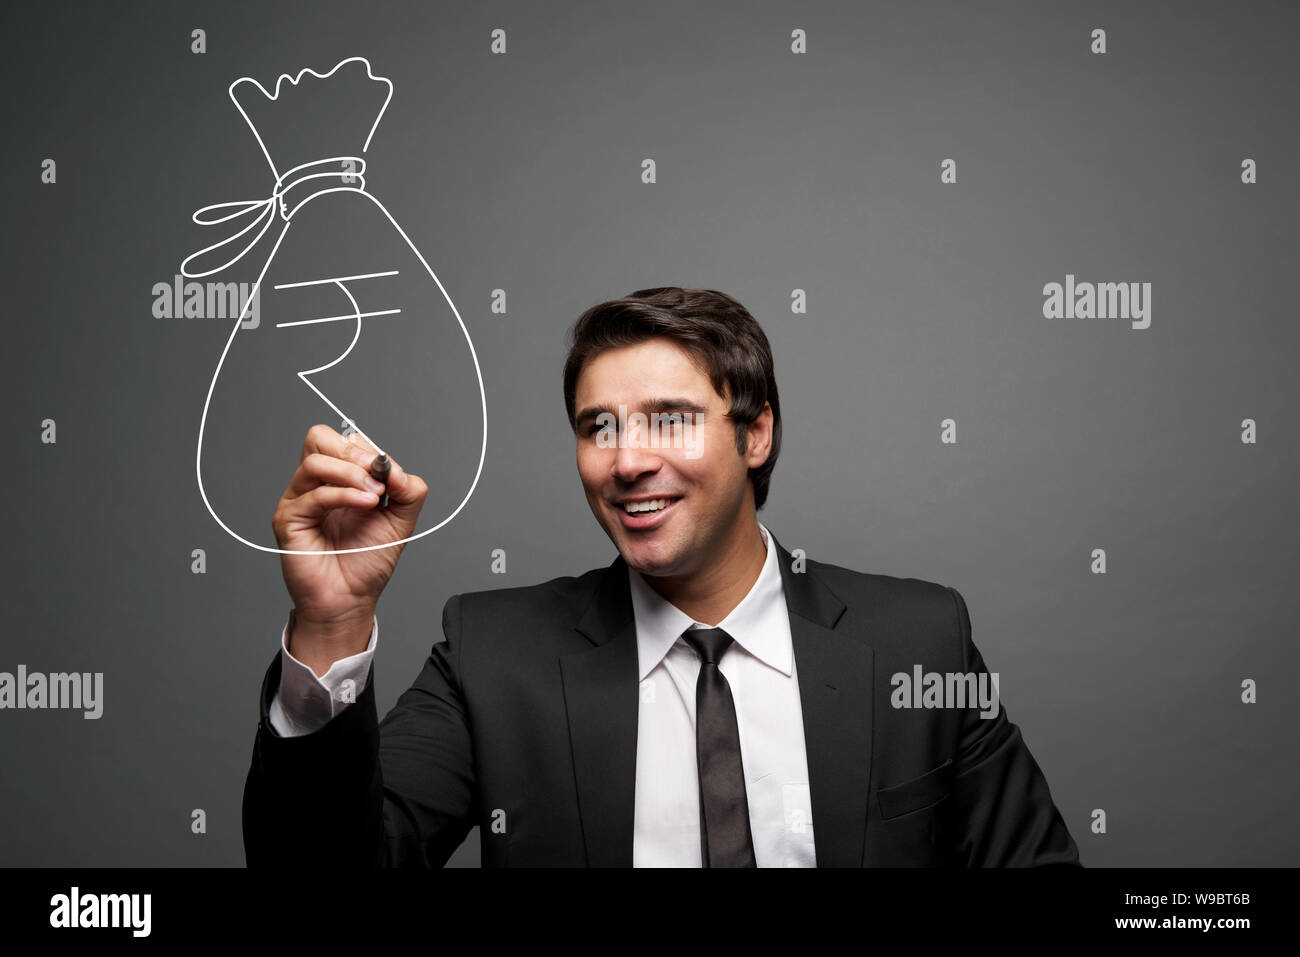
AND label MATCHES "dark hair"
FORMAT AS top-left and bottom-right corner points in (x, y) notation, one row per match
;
(562, 287), (782, 511)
